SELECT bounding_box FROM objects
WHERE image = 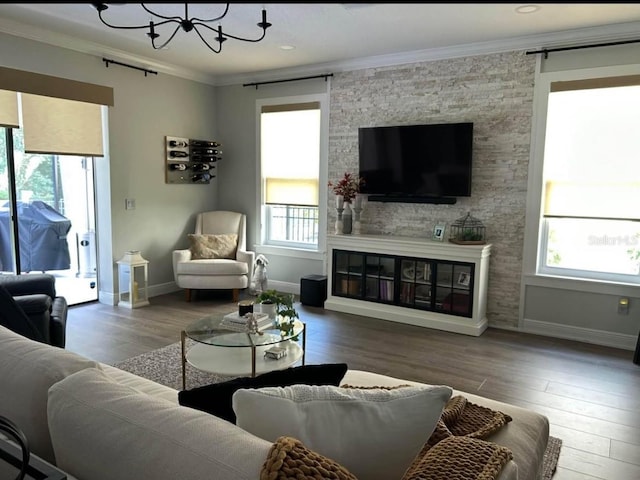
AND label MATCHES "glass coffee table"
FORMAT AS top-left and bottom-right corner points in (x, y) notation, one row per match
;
(180, 313), (306, 390)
